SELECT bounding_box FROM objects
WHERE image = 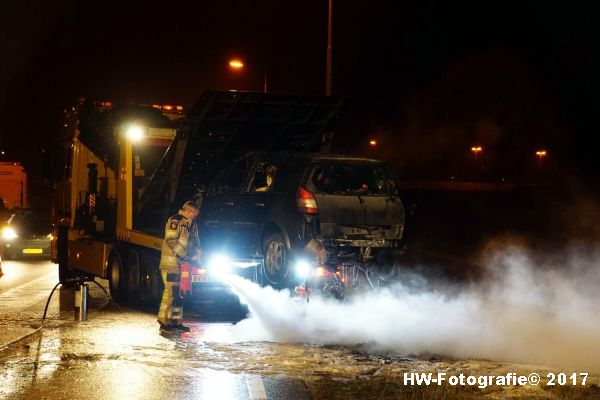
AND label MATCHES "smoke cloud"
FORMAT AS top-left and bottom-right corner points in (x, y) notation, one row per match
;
(226, 245), (600, 371)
